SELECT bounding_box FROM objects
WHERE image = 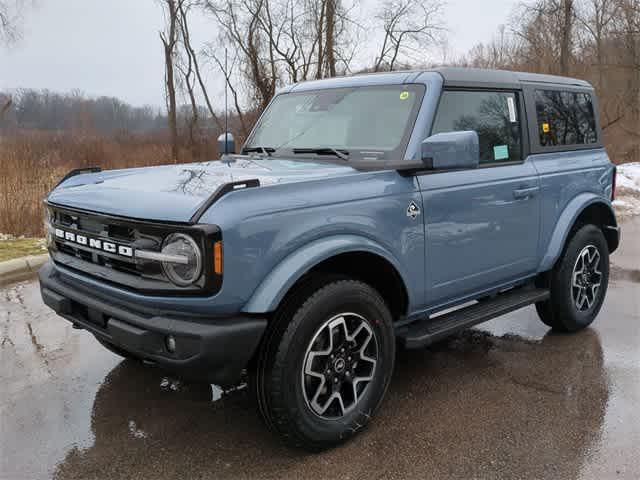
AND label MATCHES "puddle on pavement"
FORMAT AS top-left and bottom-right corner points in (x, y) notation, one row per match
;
(3, 280), (619, 480)
(610, 265), (640, 283)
